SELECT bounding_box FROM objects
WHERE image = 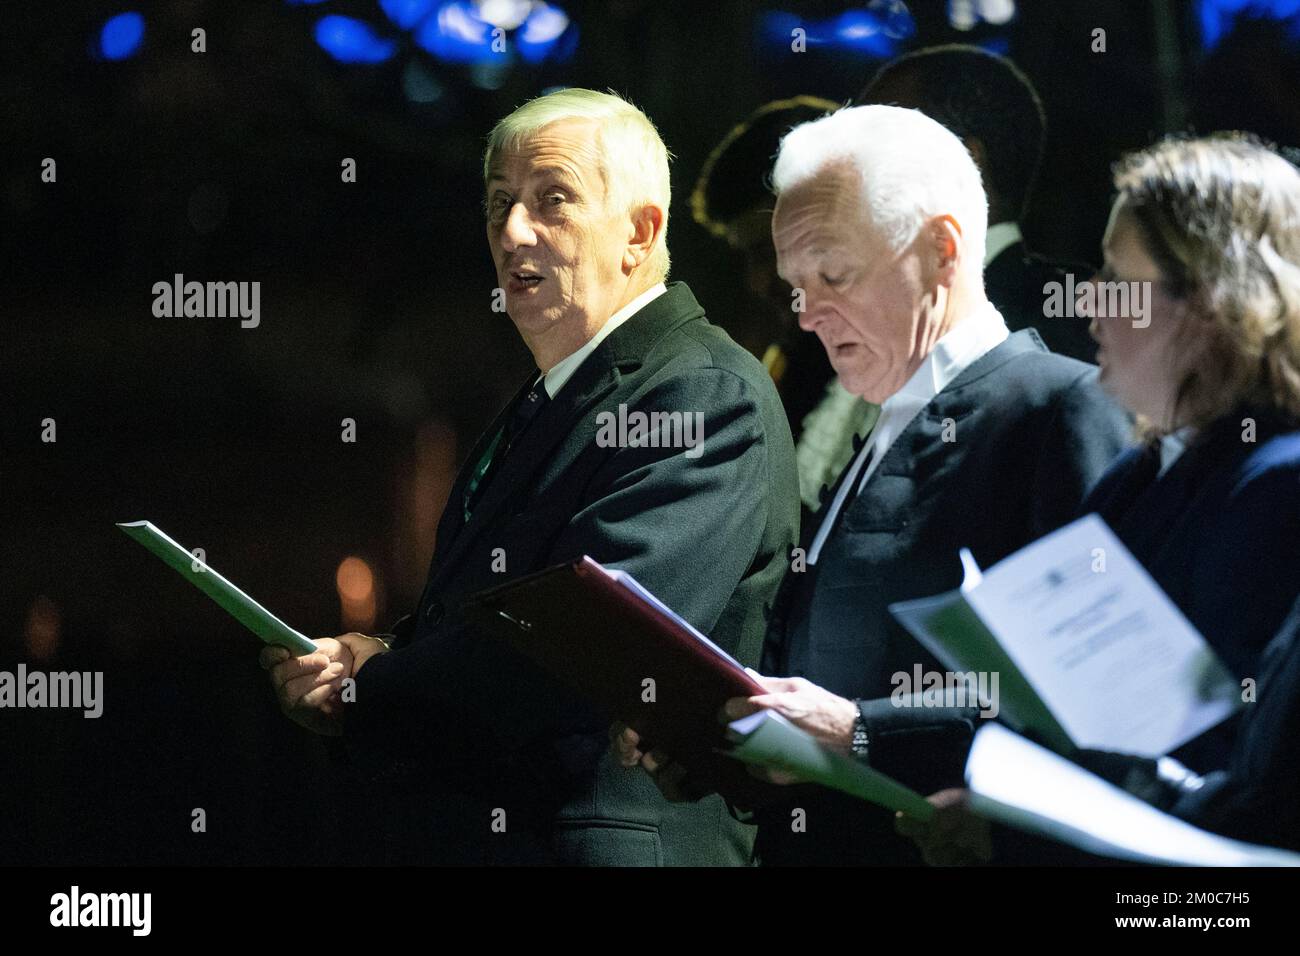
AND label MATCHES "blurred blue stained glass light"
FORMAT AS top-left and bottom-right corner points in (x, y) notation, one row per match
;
(517, 3), (574, 63)
(759, 4), (911, 57)
(416, 1), (496, 63)
(477, 0), (534, 30)
(867, 0), (918, 39)
(314, 15), (399, 63)
(98, 11), (146, 61)
(760, 11), (802, 45)
(831, 10), (905, 55)
(1199, 0), (1300, 51)
(381, 0), (438, 31)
